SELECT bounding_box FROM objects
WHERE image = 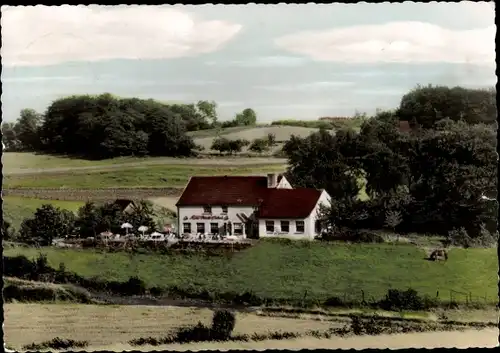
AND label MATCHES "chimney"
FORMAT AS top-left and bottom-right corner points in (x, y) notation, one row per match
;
(267, 173), (278, 188)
